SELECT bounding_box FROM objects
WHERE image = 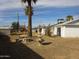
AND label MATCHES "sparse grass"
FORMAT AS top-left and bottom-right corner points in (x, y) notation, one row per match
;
(32, 32), (38, 36)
